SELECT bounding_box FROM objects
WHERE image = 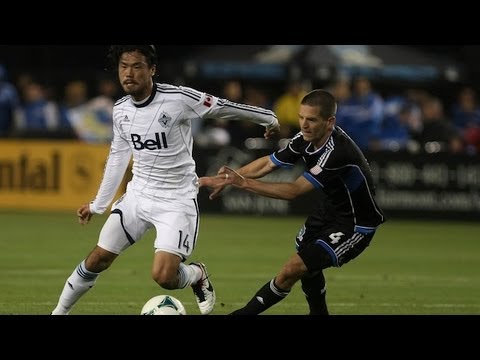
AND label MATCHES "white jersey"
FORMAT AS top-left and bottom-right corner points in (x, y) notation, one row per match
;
(90, 83), (279, 214)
